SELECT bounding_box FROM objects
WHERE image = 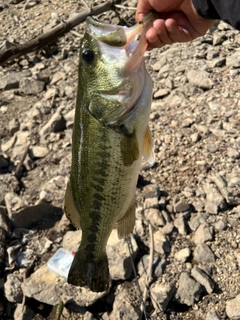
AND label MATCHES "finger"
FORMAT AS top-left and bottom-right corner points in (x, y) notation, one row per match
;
(165, 18), (194, 42)
(146, 28), (164, 49)
(135, 0), (154, 22)
(152, 19), (175, 44)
